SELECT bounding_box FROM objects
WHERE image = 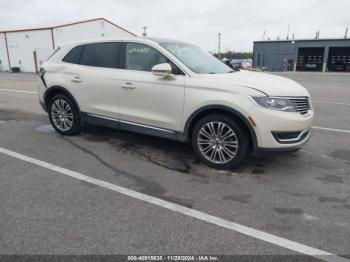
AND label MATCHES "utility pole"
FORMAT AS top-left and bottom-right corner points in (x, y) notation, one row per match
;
(315, 31), (320, 39)
(142, 26), (148, 37)
(286, 24), (290, 40)
(345, 27), (348, 38)
(218, 33), (222, 59)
